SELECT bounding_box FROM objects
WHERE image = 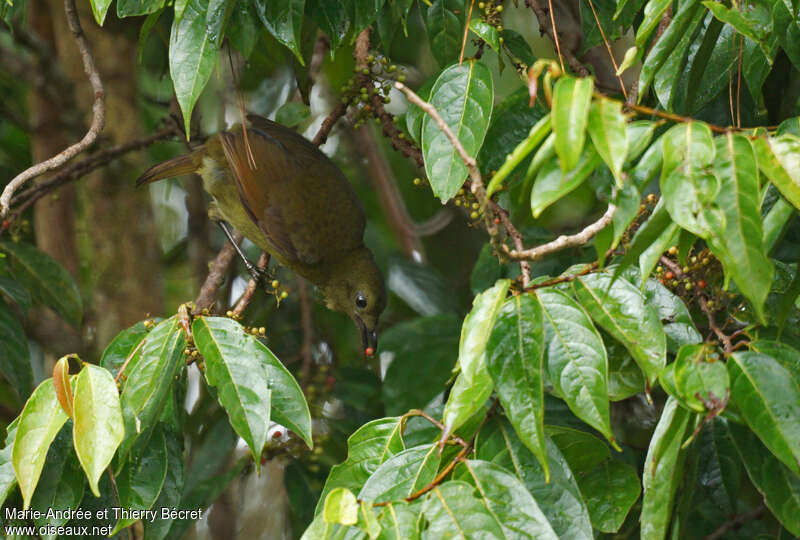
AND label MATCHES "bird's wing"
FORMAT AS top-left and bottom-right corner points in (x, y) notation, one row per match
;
(218, 128), (300, 262)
